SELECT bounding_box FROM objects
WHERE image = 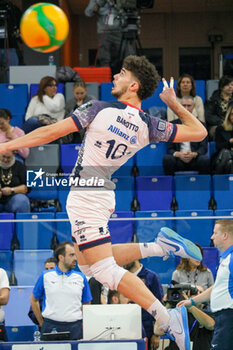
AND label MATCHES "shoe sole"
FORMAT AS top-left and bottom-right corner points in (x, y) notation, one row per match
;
(180, 306), (190, 350)
(160, 227), (202, 261)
